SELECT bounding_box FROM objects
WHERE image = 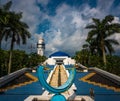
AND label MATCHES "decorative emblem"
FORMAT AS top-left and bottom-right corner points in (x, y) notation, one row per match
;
(37, 66), (76, 101)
